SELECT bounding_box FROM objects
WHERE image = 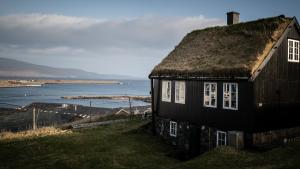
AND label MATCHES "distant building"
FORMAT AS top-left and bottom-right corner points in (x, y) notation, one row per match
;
(149, 12), (300, 156)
